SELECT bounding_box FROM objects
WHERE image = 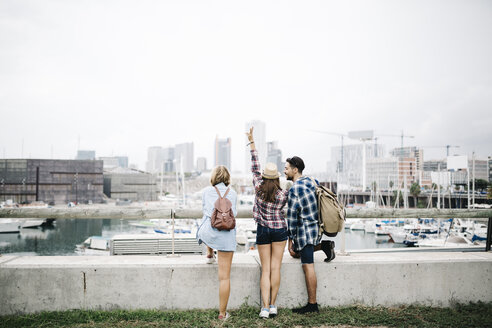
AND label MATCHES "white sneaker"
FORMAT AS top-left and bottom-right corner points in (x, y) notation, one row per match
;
(259, 308), (270, 319)
(269, 305), (278, 317)
(206, 254), (215, 264)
